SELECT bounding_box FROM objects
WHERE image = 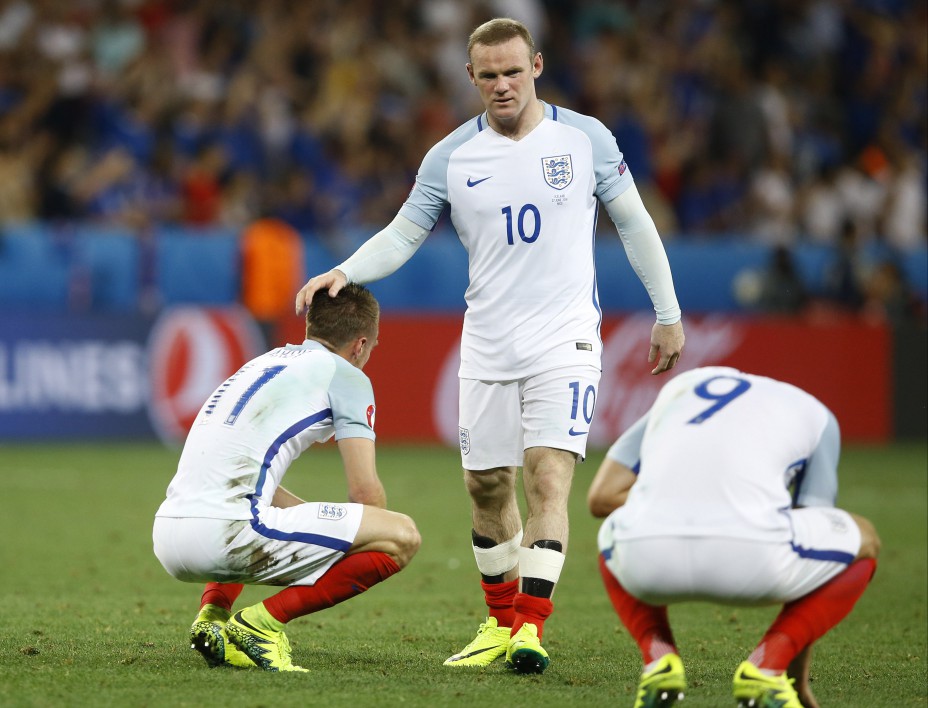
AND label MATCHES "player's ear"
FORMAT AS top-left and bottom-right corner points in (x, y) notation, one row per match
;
(466, 63), (476, 85)
(353, 336), (368, 361)
(533, 52), (543, 78)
